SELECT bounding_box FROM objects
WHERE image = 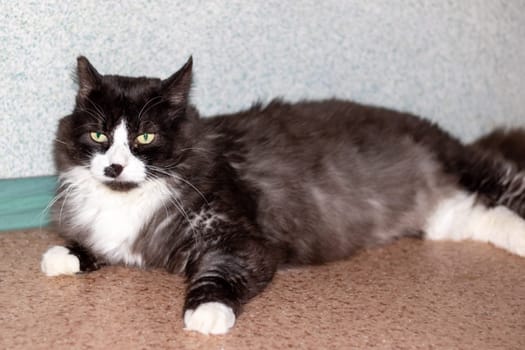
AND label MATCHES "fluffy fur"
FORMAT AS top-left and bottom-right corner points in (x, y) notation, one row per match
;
(41, 246), (80, 276)
(41, 56), (525, 335)
(472, 128), (525, 170)
(424, 191), (525, 256)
